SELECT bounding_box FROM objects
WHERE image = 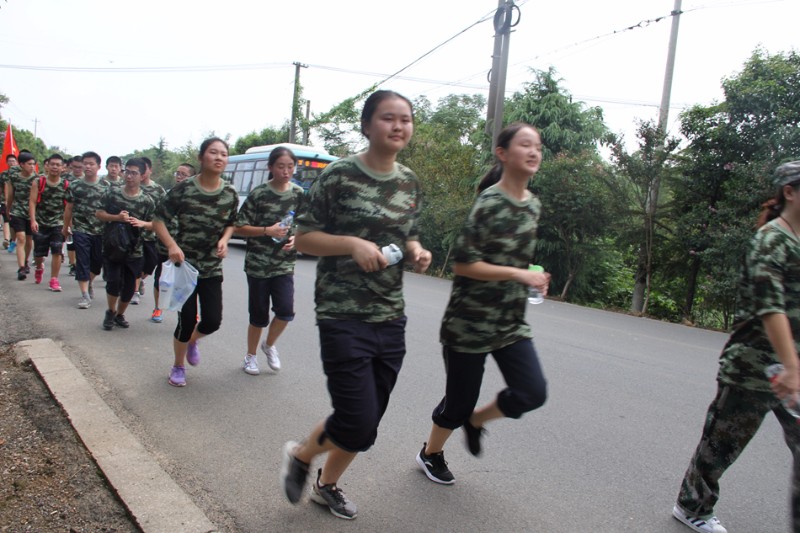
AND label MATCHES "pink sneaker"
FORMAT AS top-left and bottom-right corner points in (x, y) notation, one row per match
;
(49, 278), (62, 292)
(34, 267), (44, 284)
